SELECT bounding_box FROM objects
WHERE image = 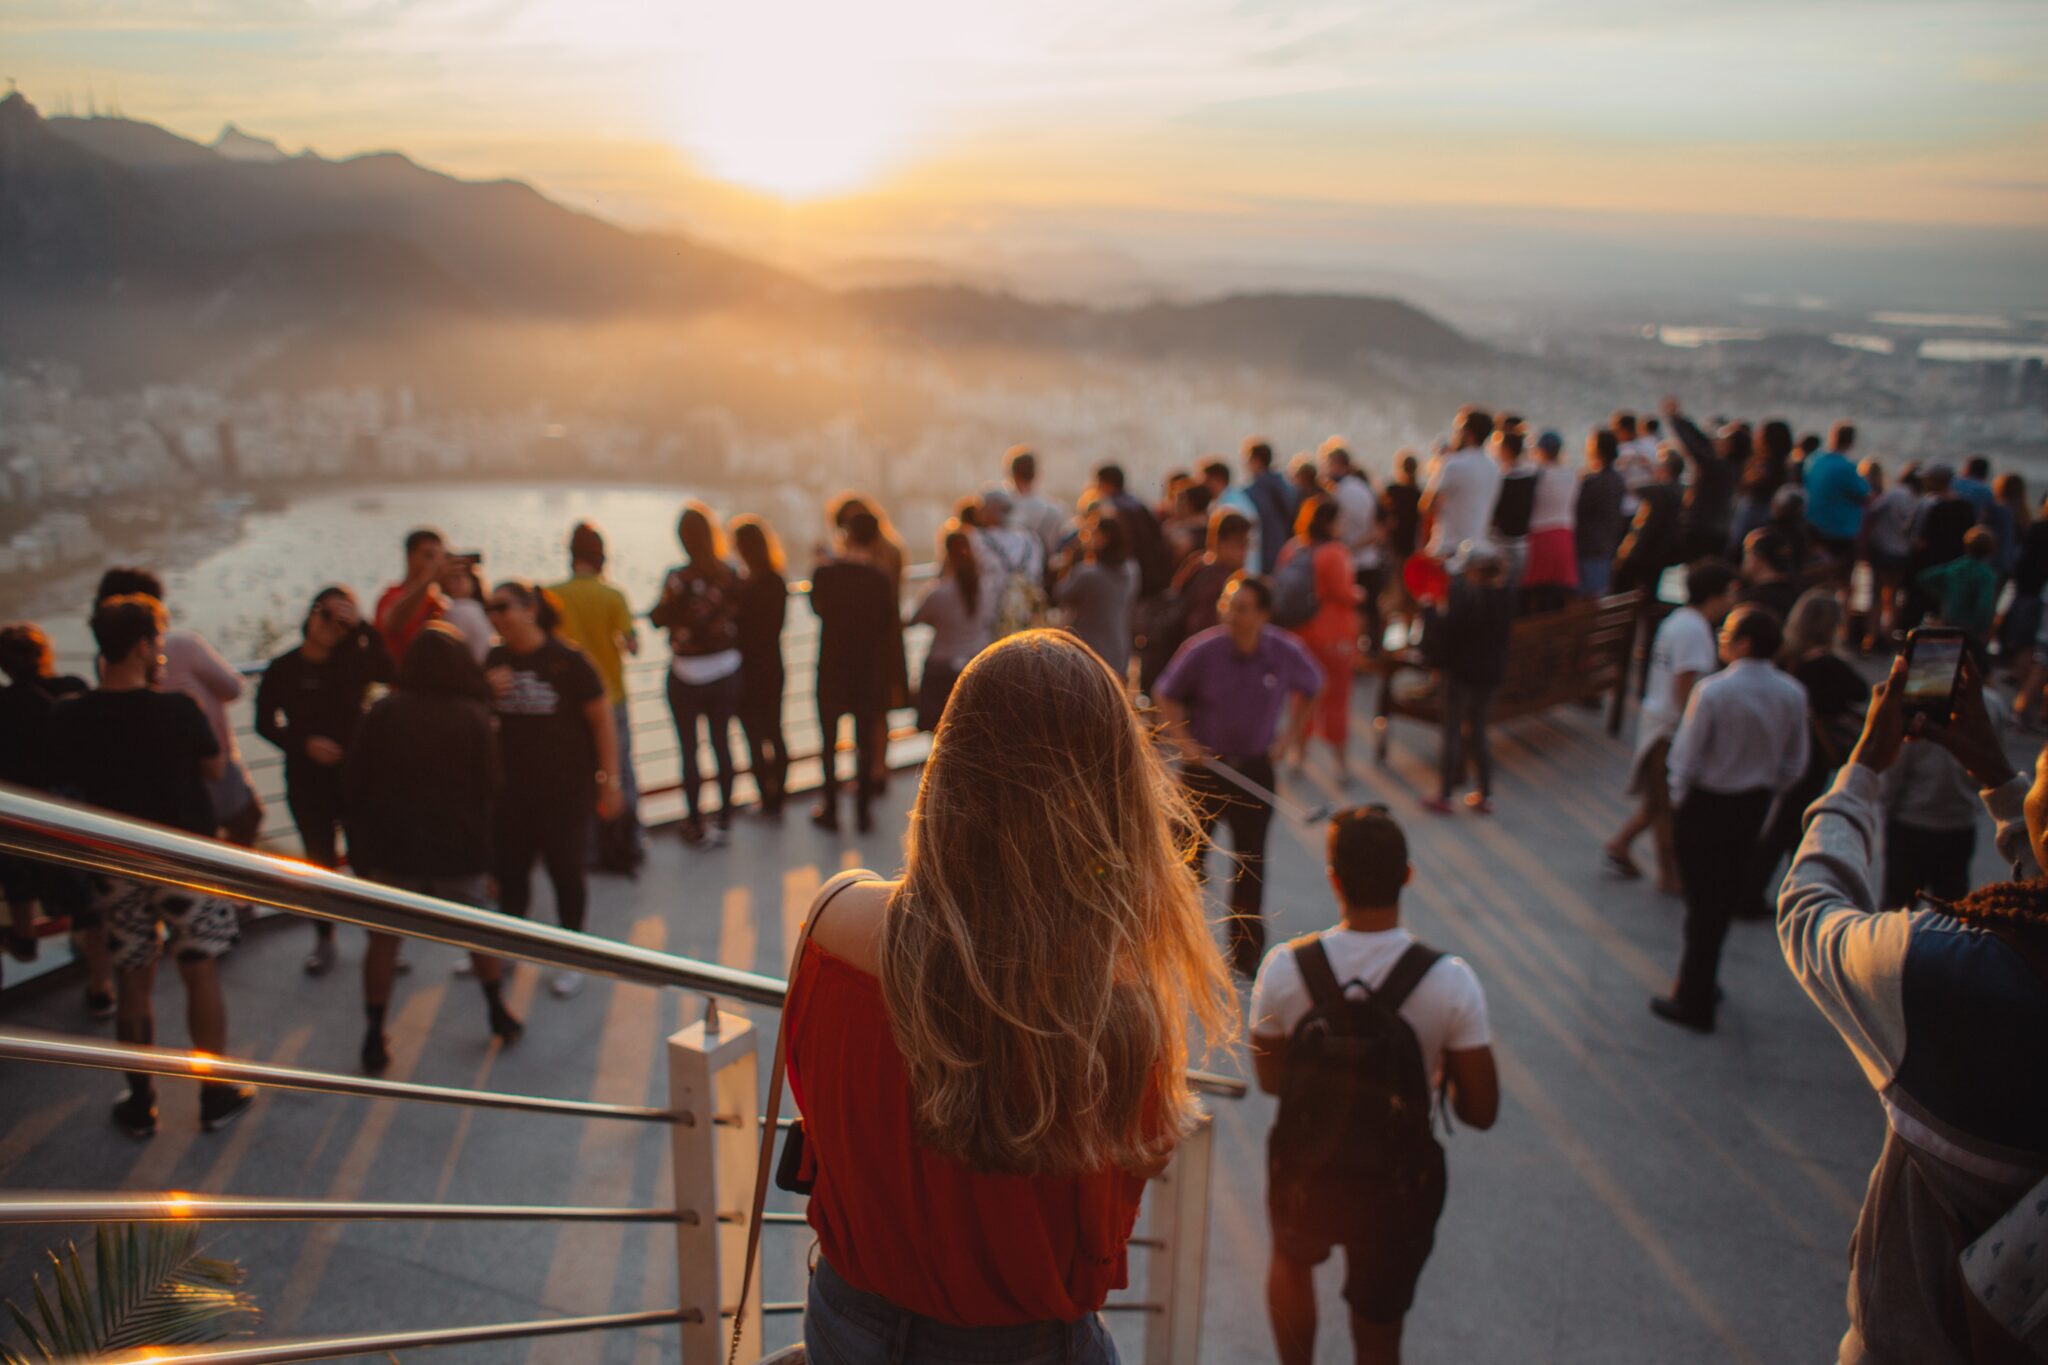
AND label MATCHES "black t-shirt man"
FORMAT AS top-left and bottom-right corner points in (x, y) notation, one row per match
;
(53, 690), (220, 835)
(484, 636), (605, 800)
